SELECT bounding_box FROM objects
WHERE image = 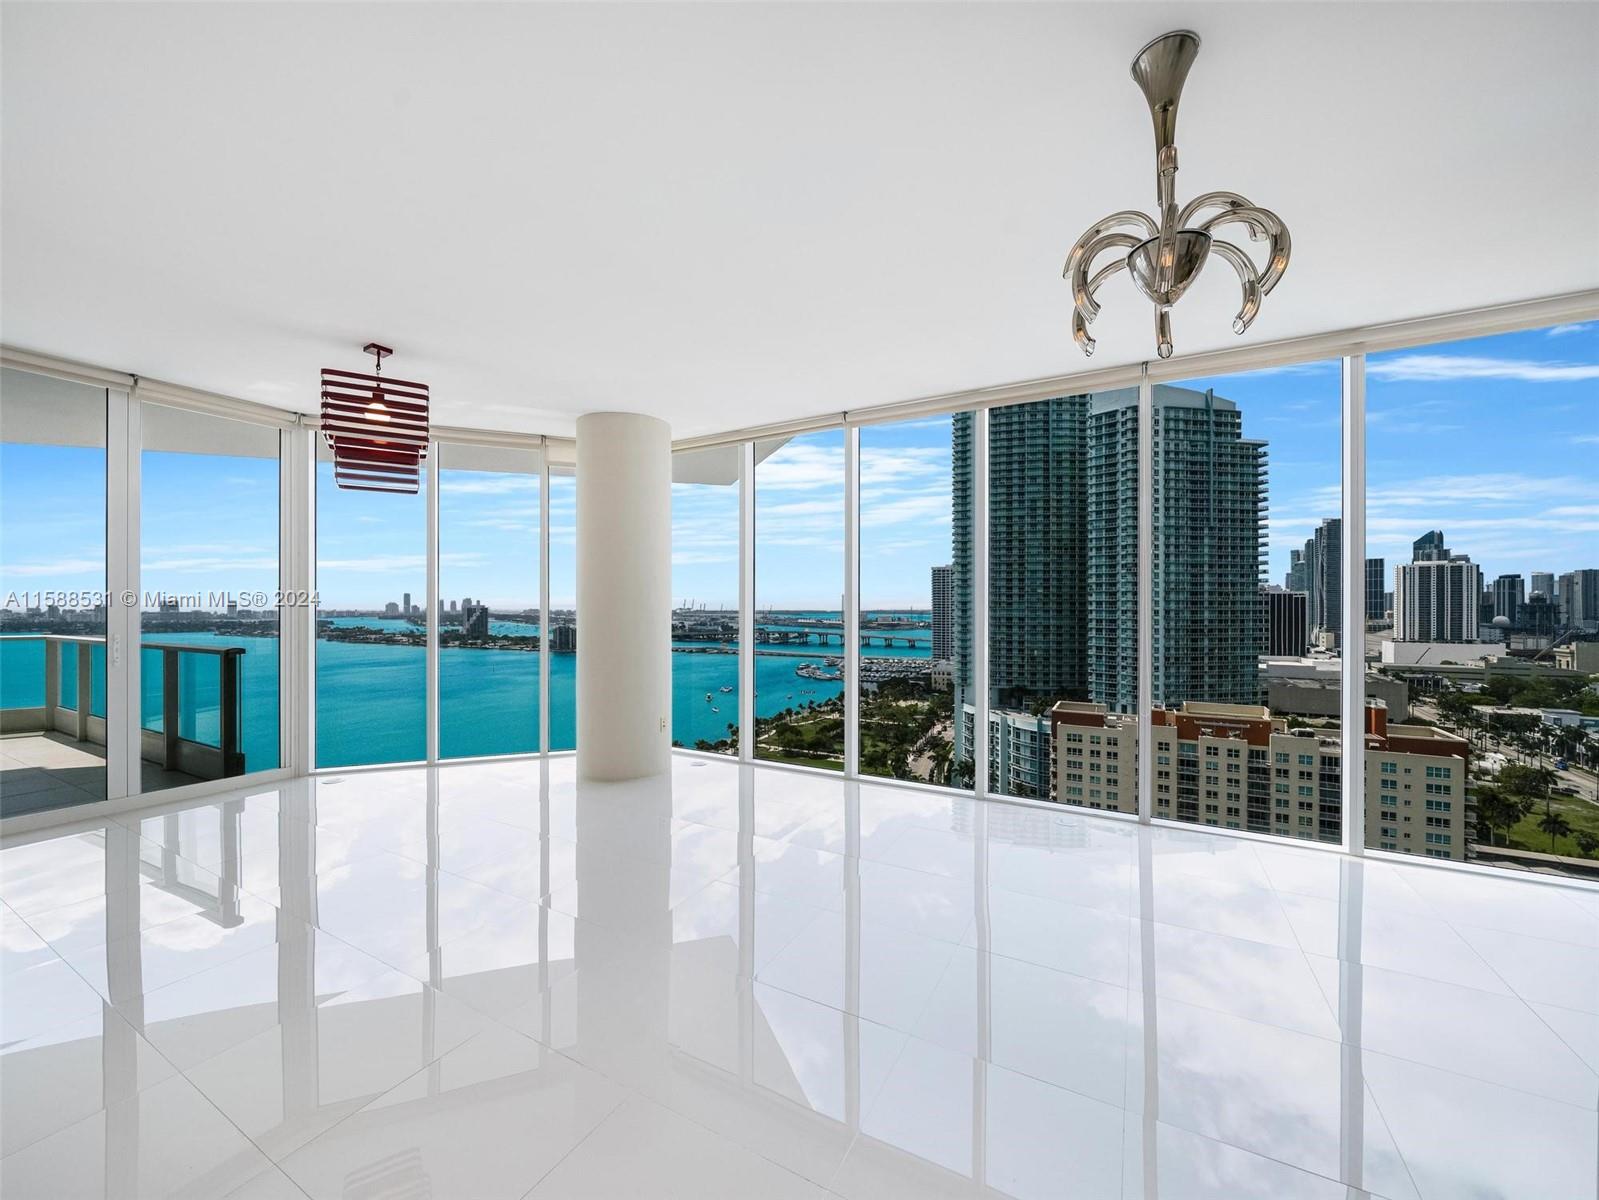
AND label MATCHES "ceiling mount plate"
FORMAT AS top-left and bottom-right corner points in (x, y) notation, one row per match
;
(363, 342), (393, 362)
